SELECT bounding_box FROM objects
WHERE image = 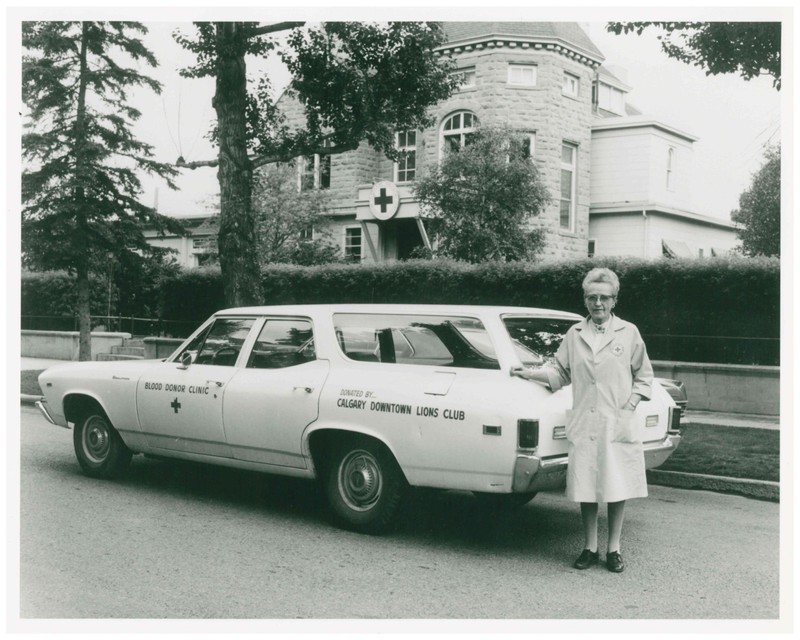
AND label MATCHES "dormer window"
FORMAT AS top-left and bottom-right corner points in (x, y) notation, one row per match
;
(597, 82), (625, 114)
